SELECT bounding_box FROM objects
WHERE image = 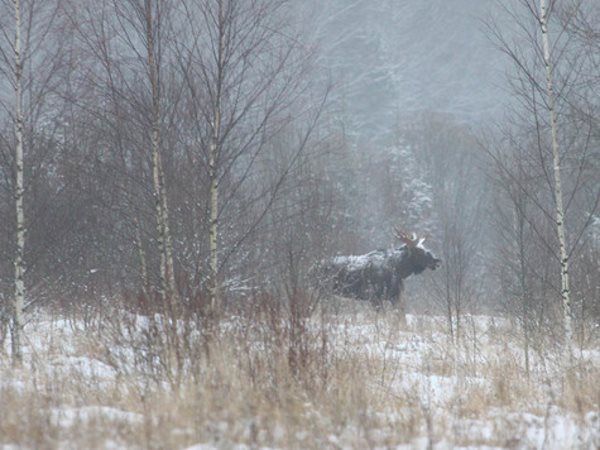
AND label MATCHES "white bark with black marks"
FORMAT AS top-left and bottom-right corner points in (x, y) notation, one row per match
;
(539, 0), (572, 343)
(134, 216), (149, 296)
(144, 0), (176, 304)
(12, 0), (25, 364)
(208, 0), (225, 312)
